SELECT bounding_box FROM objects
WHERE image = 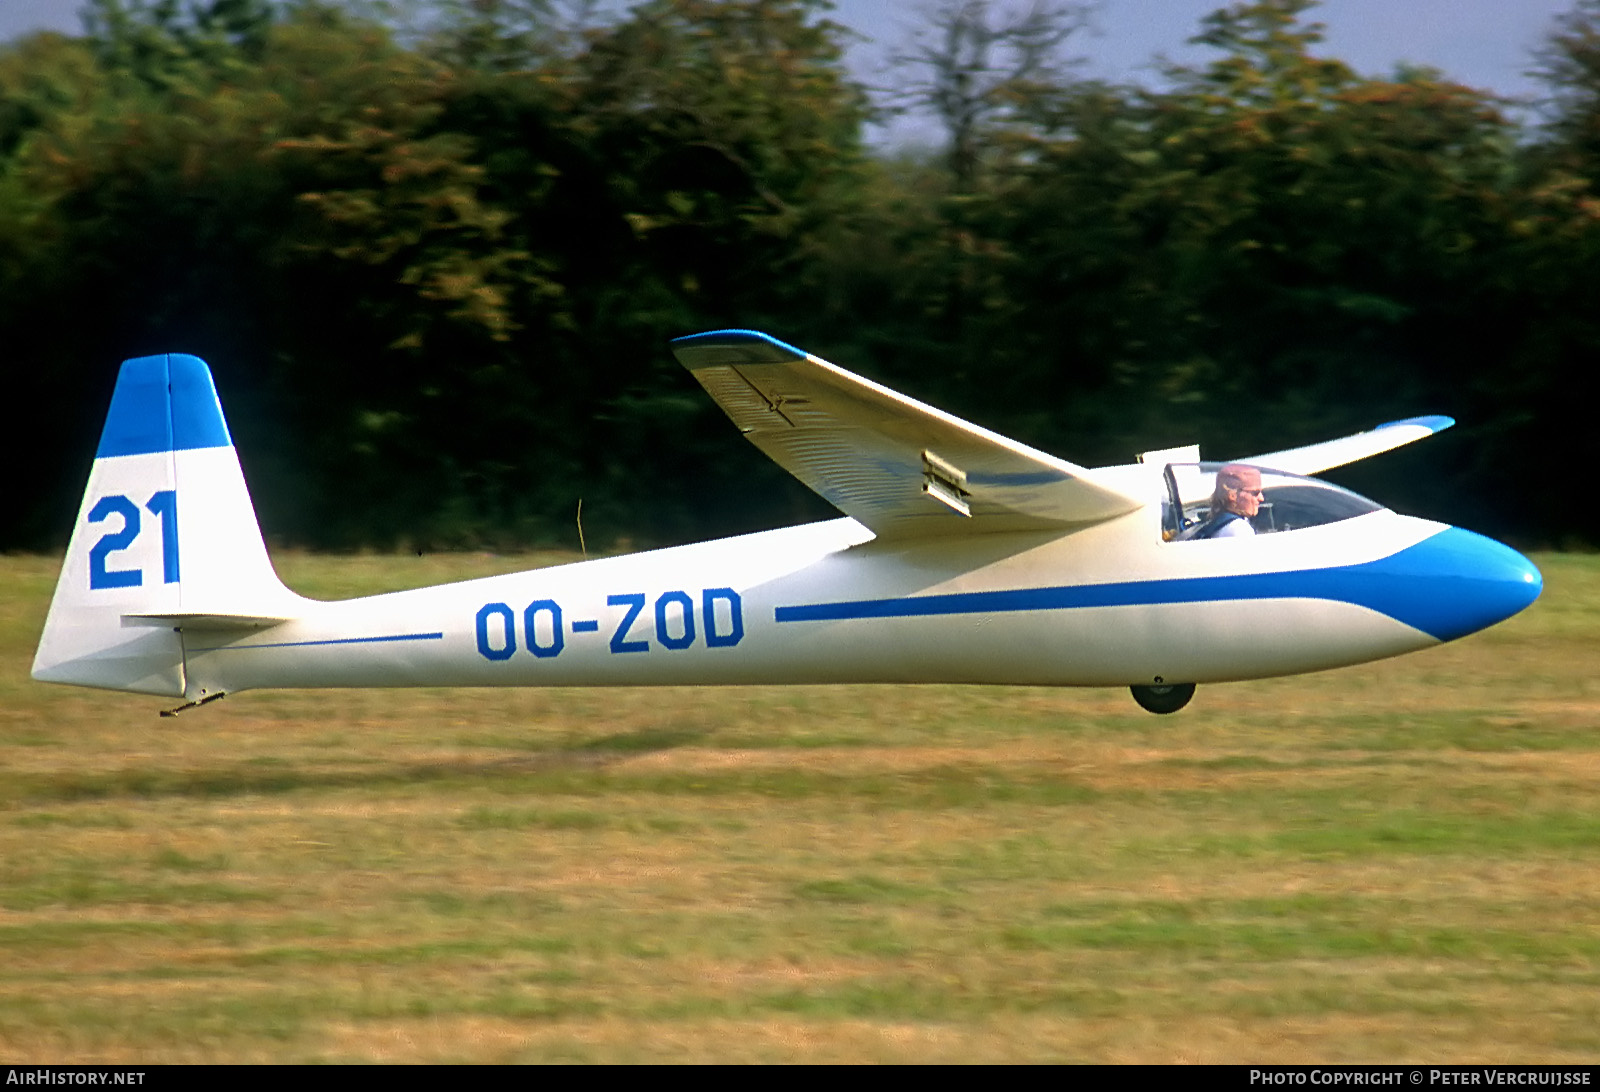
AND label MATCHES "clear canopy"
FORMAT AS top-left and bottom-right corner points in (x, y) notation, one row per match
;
(1162, 463), (1383, 541)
